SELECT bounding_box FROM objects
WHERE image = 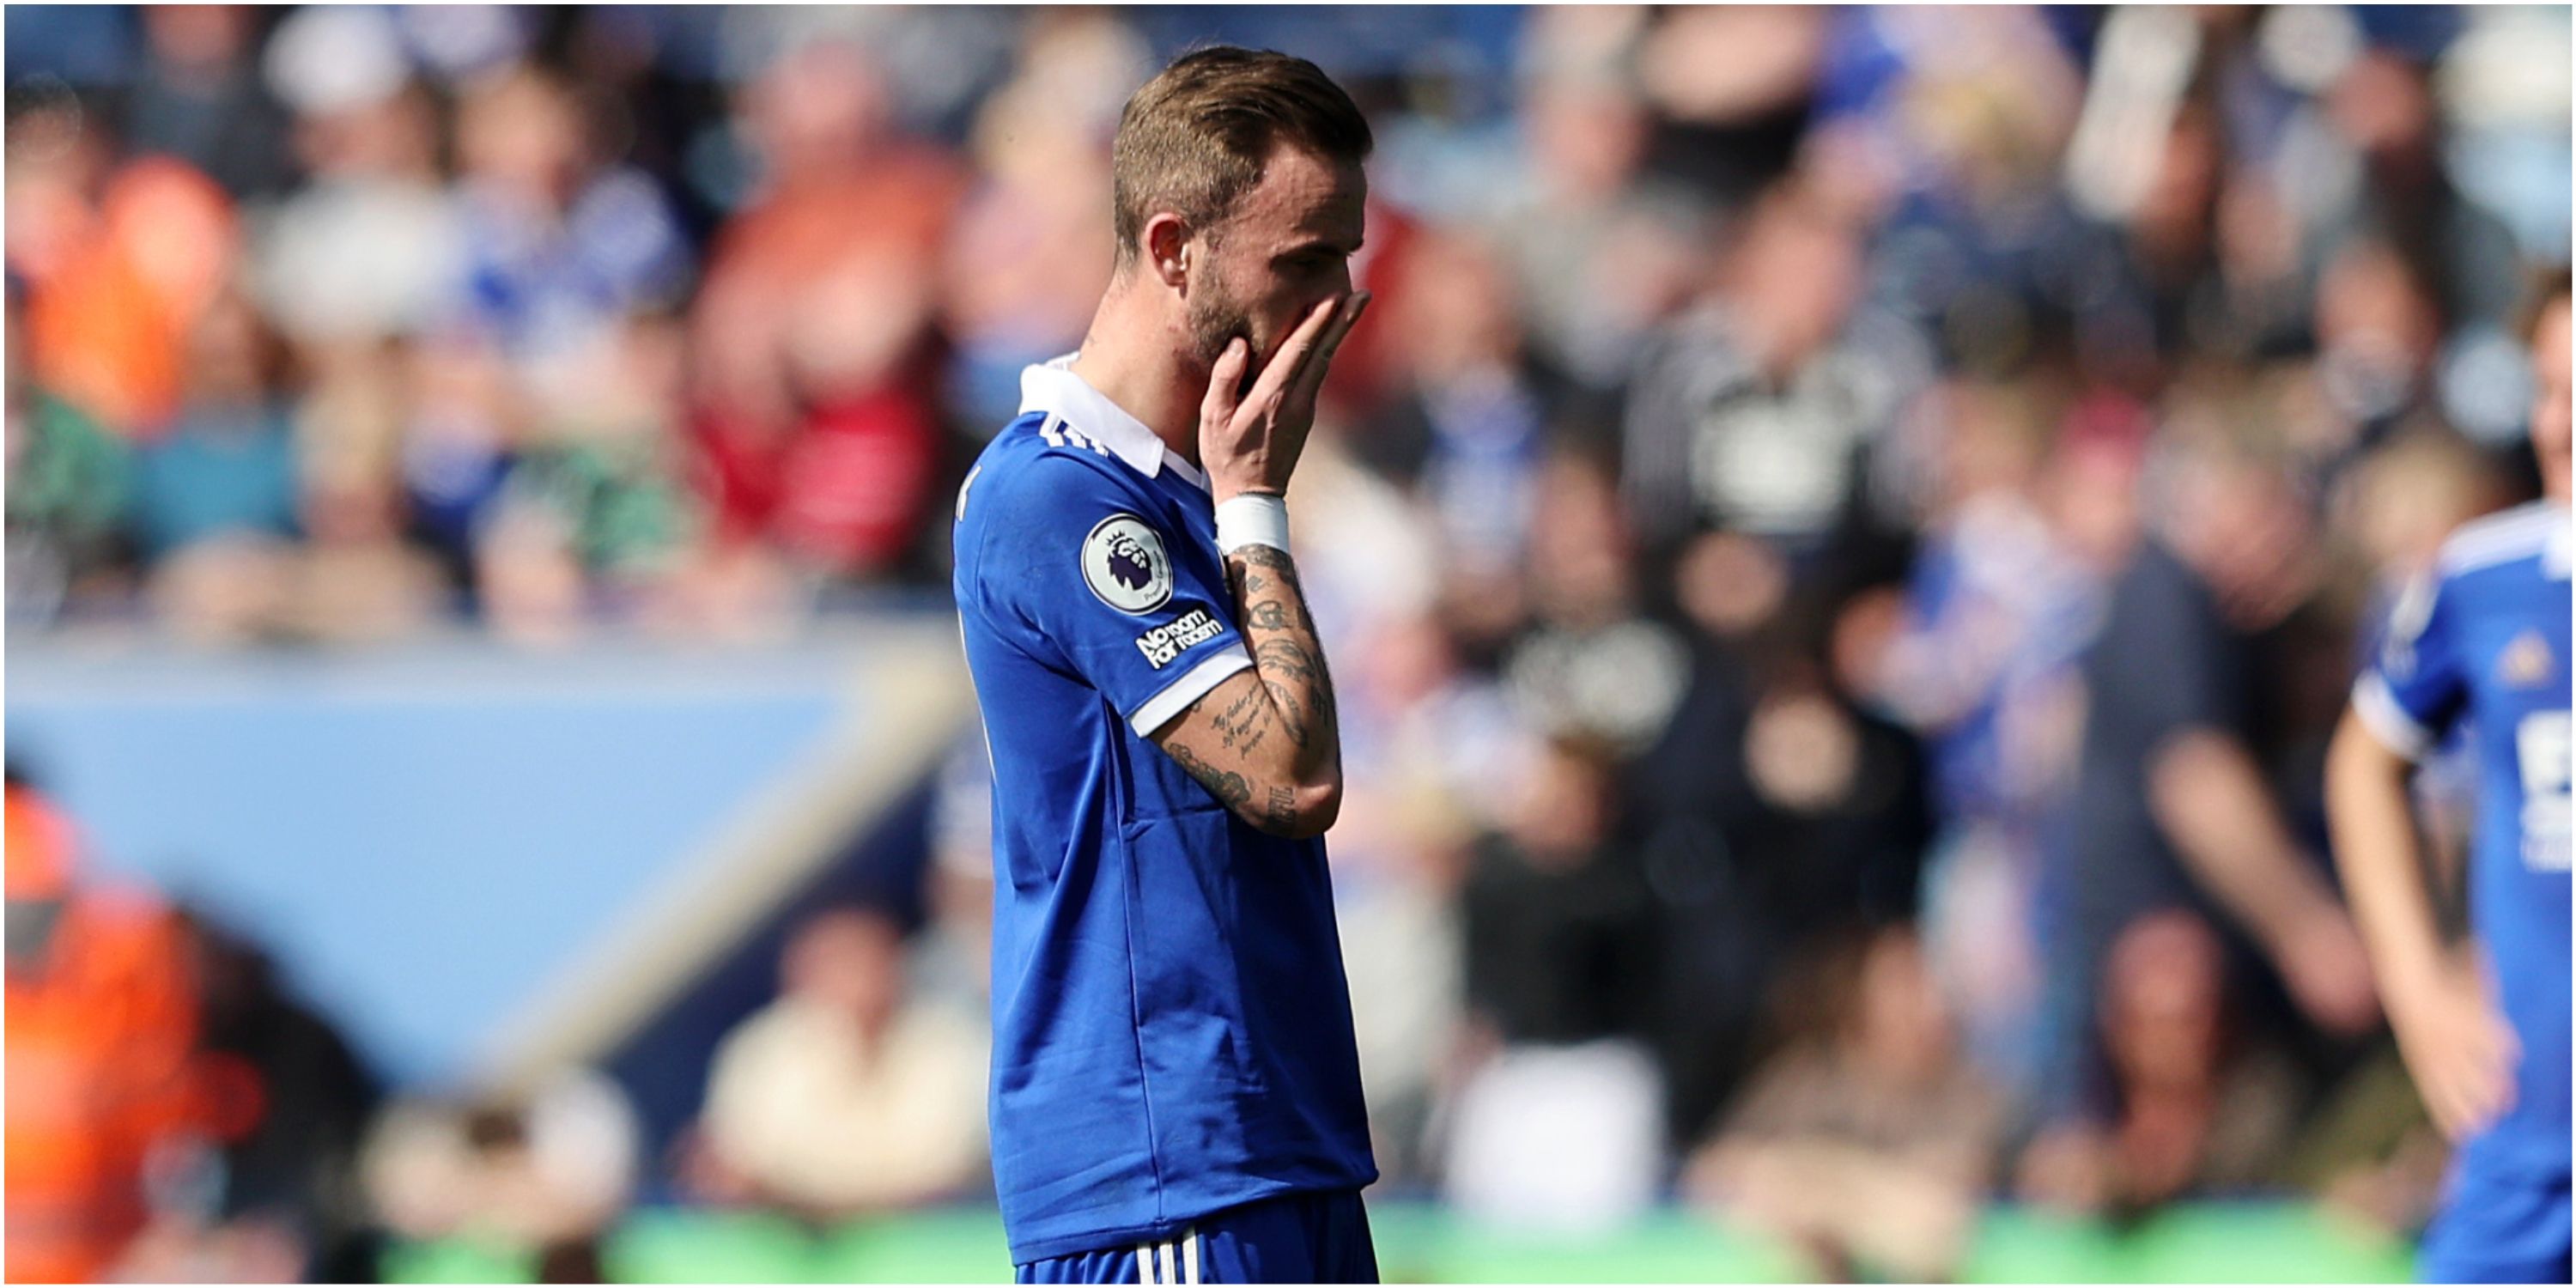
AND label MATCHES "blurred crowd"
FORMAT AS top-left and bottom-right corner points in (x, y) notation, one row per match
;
(8, 3), (2572, 1282)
